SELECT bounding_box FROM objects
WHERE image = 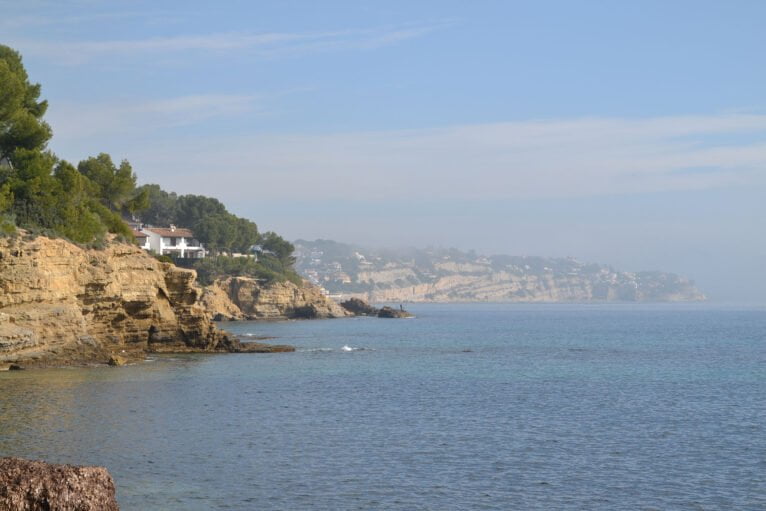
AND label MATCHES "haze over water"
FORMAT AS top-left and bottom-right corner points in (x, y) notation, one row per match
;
(1, 304), (764, 510)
